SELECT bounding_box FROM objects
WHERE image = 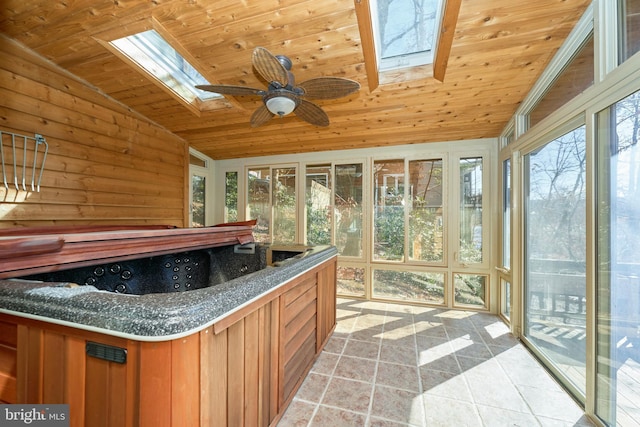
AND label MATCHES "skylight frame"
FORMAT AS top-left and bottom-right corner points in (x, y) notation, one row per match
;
(370, 0), (445, 72)
(110, 29), (221, 104)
